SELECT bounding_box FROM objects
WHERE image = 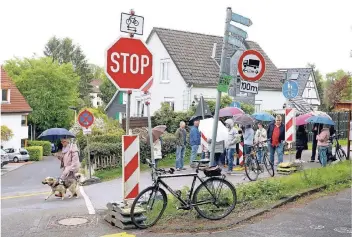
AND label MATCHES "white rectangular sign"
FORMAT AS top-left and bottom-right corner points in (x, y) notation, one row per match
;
(83, 127), (92, 135)
(239, 80), (259, 94)
(120, 12), (144, 35)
